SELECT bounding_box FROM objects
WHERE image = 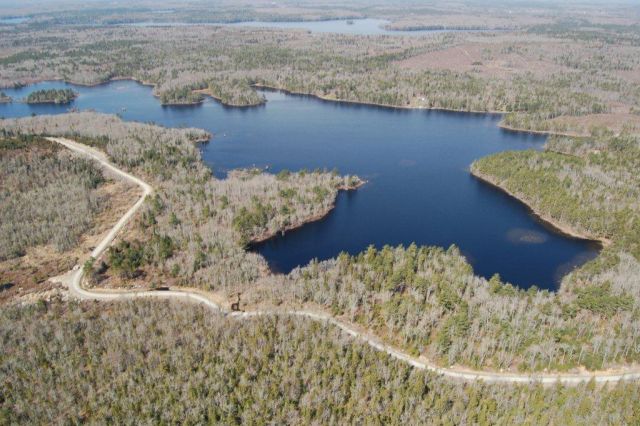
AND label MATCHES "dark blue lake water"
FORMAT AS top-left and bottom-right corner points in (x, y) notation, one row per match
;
(0, 80), (600, 290)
